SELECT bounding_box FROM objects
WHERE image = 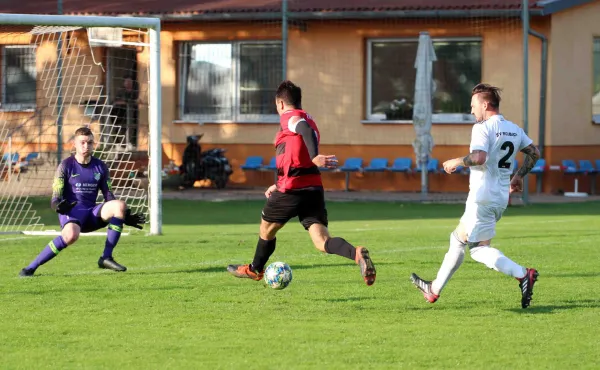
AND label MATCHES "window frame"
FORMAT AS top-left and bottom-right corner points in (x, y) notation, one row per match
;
(592, 37), (600, 124)
(1, 44), (37, 112)
(365, 36), (482, 125)
(178, 40), (281, 124)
